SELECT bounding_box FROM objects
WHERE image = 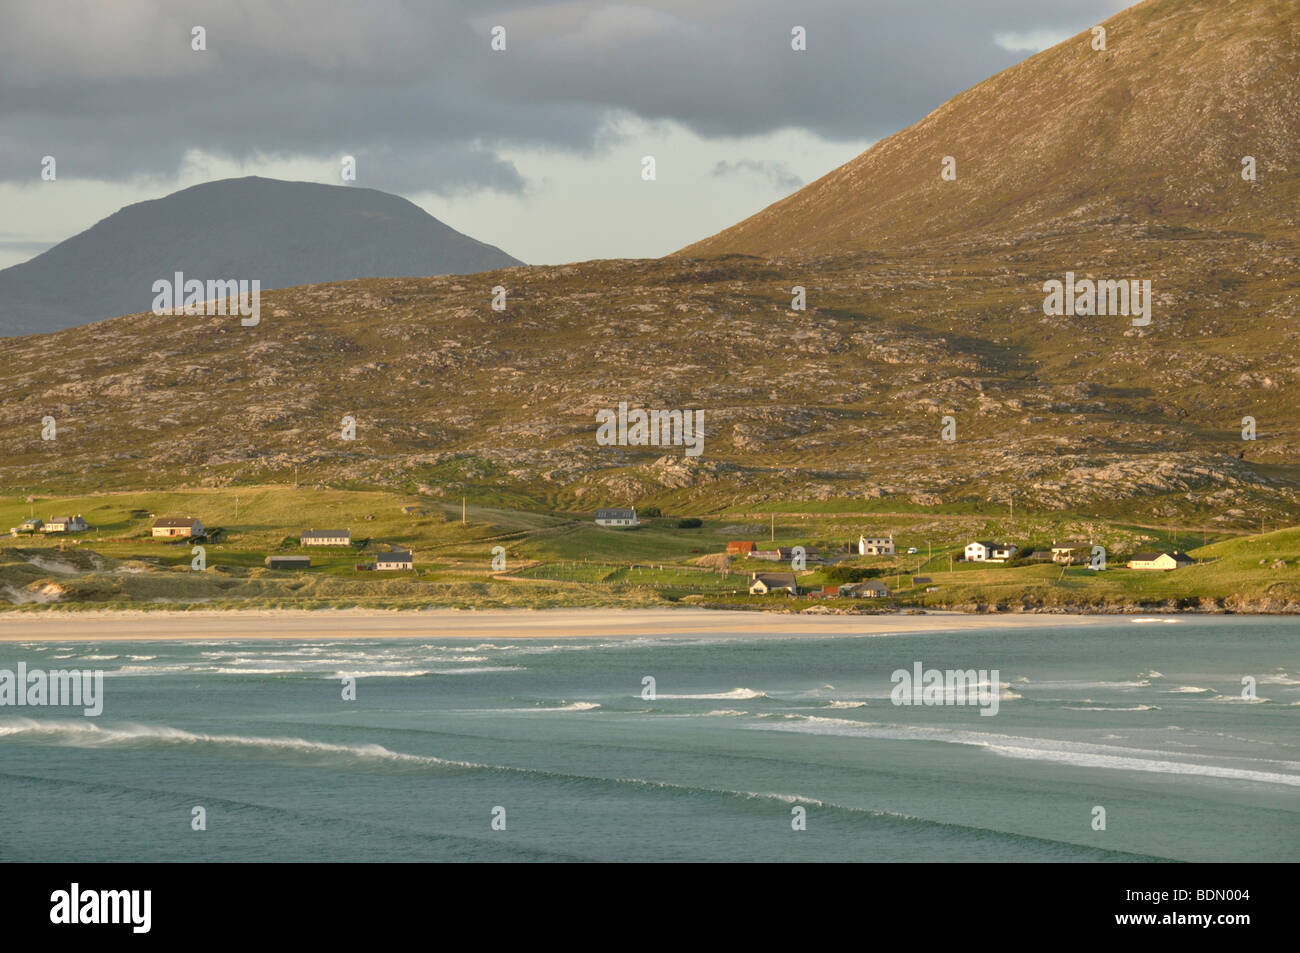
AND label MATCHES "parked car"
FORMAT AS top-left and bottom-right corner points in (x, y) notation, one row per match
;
(906, 547), (919, 554)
